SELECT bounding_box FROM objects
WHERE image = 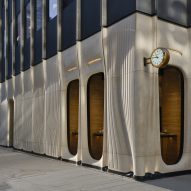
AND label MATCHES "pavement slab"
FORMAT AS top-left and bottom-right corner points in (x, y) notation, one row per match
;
(0, 147), (173, 191)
